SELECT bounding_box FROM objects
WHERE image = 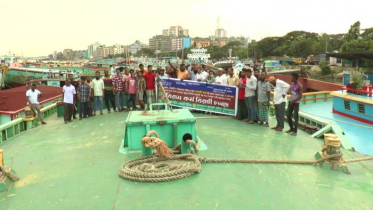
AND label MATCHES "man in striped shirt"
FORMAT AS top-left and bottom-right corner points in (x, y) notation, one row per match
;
(102, 70), (117, 113)
(113, 68), (125, 112)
